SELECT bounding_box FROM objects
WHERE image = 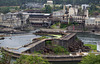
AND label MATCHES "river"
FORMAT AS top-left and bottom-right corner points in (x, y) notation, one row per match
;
(0, 31), (100, 64)
(77, 32), (100, 45)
